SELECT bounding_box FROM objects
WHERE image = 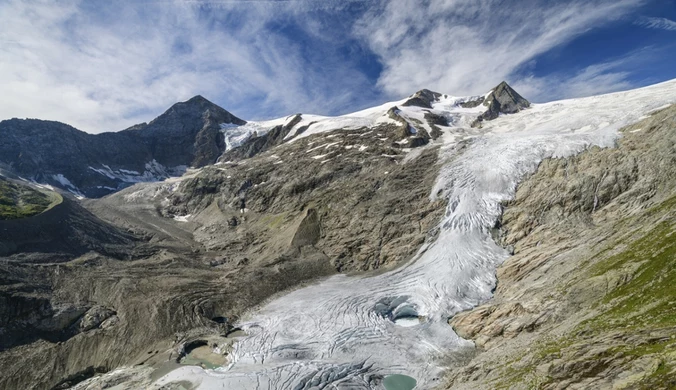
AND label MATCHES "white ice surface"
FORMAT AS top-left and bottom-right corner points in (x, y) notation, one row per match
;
(221, 116), (294, 150)
(88, 160), (187, 186)
(152, 80), (676, 390)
